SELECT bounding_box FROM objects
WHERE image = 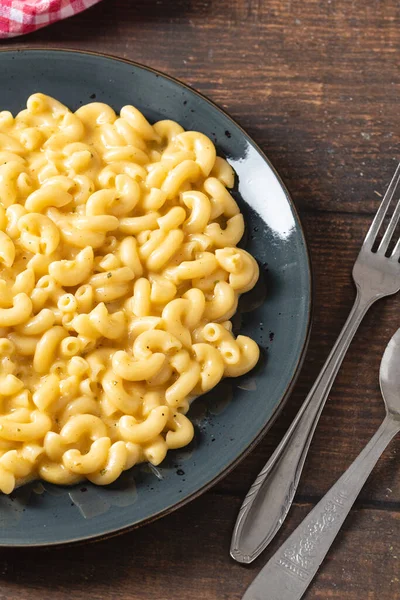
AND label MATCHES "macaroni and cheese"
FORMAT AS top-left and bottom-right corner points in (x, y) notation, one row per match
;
(0, 94), (260, 493)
